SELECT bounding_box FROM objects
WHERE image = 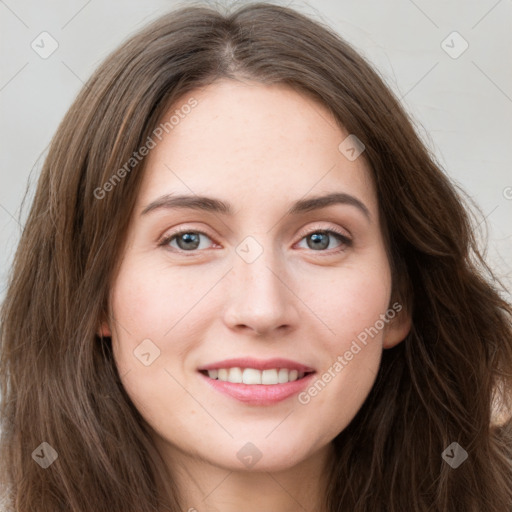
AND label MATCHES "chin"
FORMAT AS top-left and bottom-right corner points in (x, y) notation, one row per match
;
(207, 438), (317, 473)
